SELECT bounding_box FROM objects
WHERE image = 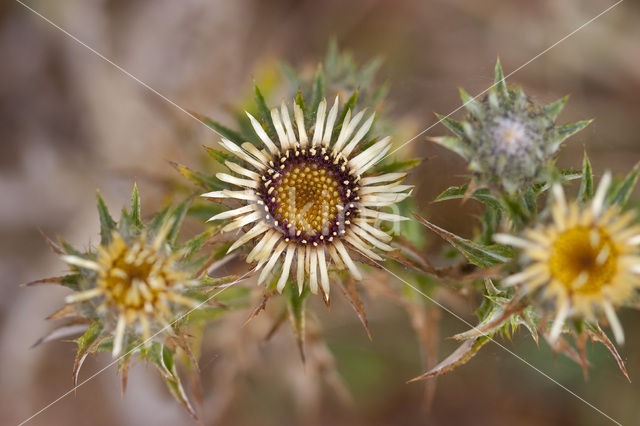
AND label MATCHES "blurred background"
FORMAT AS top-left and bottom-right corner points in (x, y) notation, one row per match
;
(2, 0), (640, 425)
